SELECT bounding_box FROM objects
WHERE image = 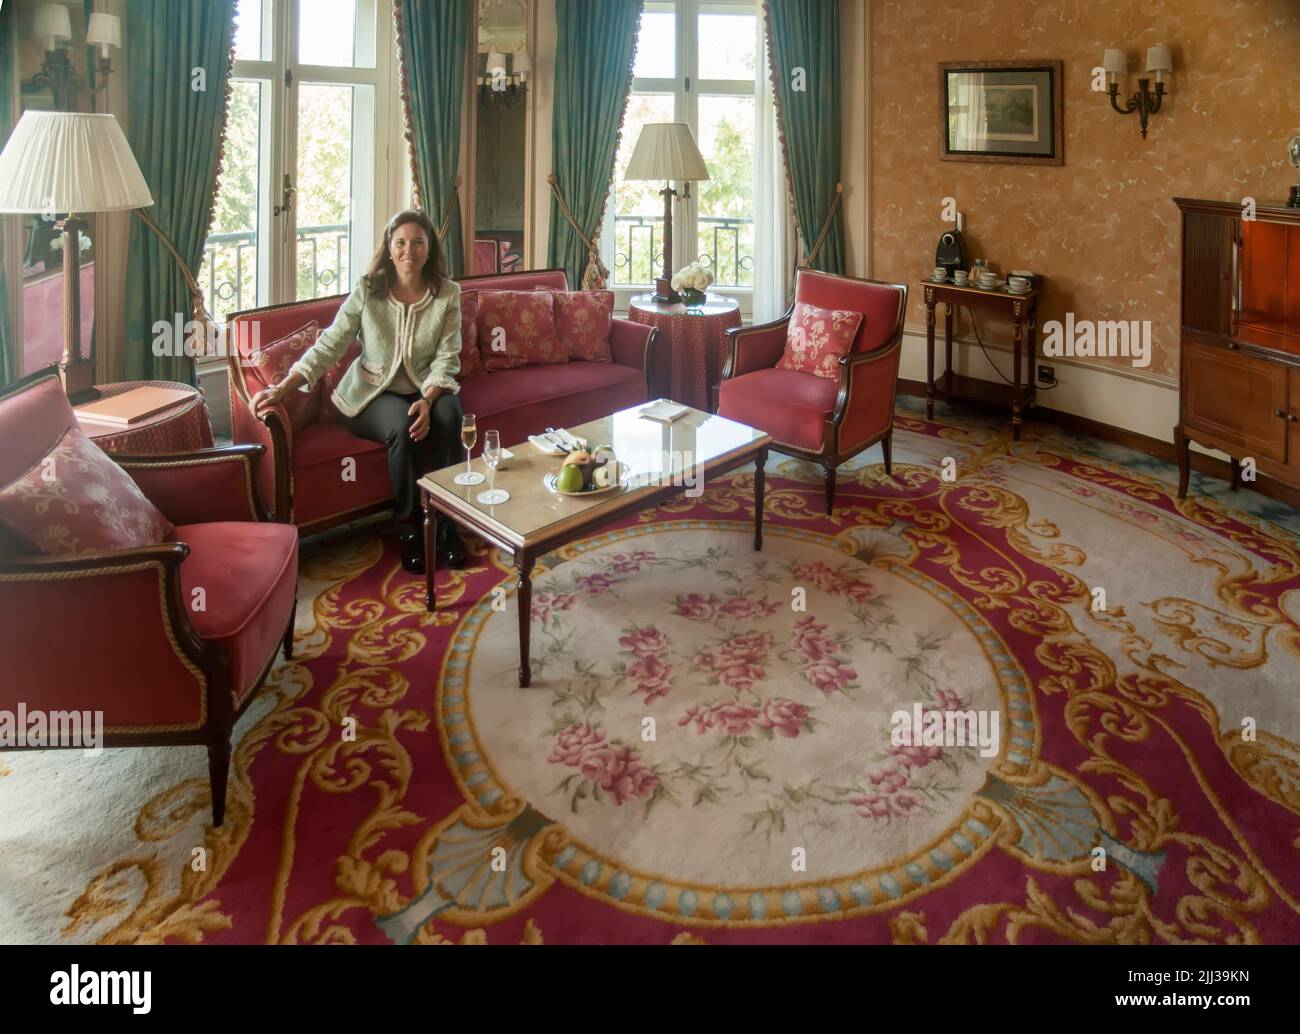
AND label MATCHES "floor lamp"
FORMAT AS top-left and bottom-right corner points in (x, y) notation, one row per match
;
(624, 123), (710, 304)
(0, 111), (153, 402)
